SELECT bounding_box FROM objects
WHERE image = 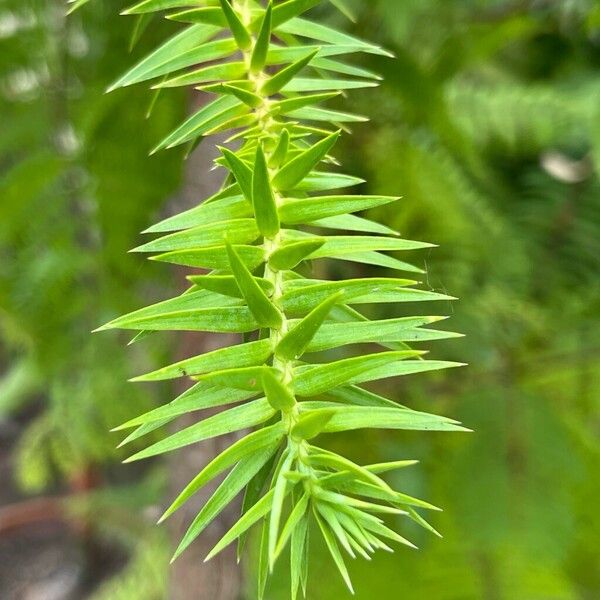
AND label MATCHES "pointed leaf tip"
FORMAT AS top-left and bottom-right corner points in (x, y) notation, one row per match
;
(261, 48), (320, 97)
(251, 2), (273, 74)
(219, 0), (252, 51)
(273, 130), (341, 191)
(276, 291), (342, 360)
